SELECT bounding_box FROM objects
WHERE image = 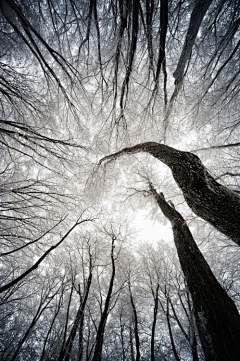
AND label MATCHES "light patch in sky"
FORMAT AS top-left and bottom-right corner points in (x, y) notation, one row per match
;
(134, 211), (173, 243)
